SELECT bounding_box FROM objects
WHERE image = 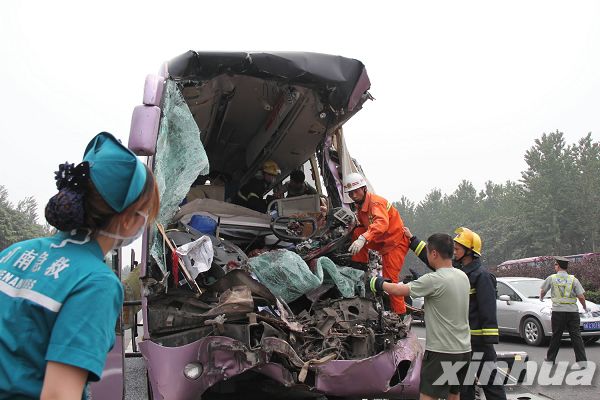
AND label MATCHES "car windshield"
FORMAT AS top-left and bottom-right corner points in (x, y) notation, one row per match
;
(509, 280), (550, 298)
